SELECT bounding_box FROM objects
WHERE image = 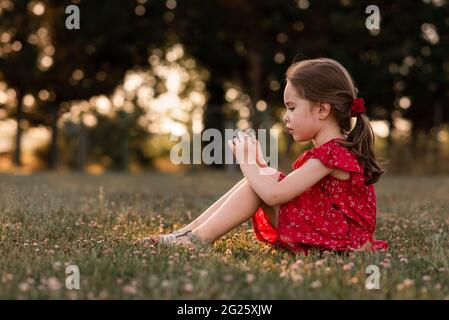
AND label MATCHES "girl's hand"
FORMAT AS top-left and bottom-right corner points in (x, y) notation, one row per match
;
(246, 131), (268, 167)
(246, 131), (280, 176)
(228, 130), (279, 176)
(227, 131), (257, 164)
